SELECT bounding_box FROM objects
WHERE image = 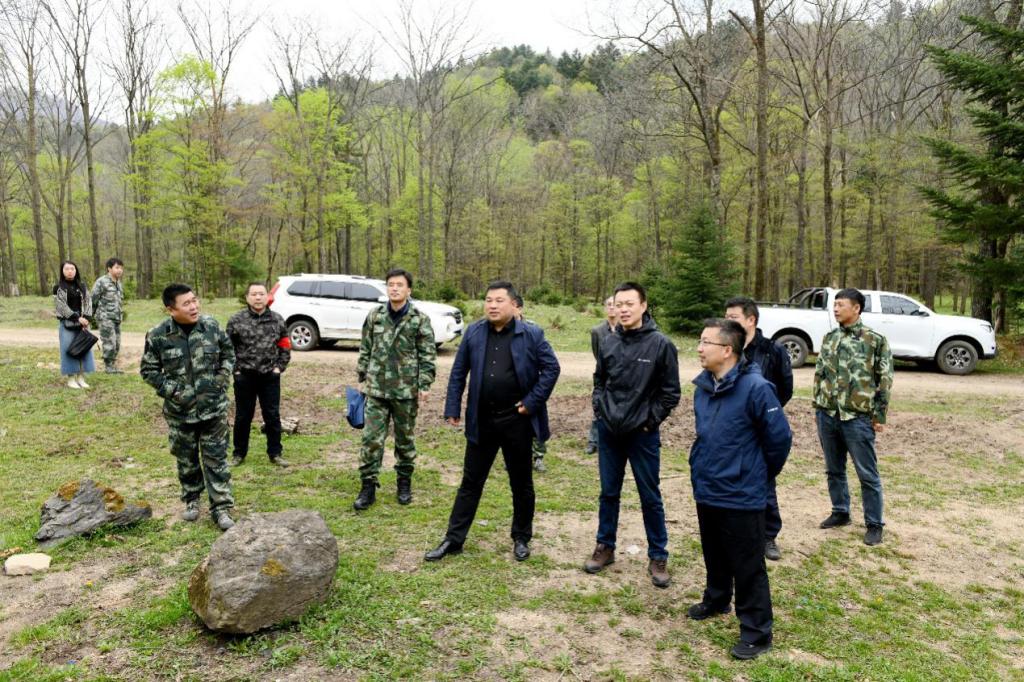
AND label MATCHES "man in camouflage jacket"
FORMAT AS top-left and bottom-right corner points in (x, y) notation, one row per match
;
(813, 288), (894, 546)
(140, 283), (236, 531)
(353, 268), (436, 510)
(227, 282), (291, 468)
(91, 257), (125, 373)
